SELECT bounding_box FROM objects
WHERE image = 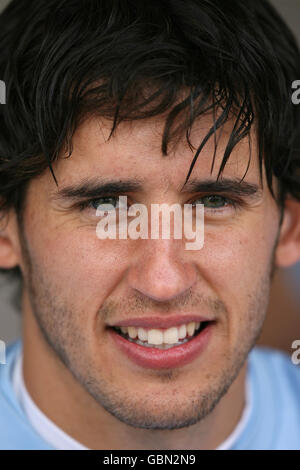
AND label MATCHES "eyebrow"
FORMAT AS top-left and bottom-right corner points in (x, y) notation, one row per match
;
(51, 177), (262, 202)
(181, 178), (262, 199)
(51, 179), (144, 201)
